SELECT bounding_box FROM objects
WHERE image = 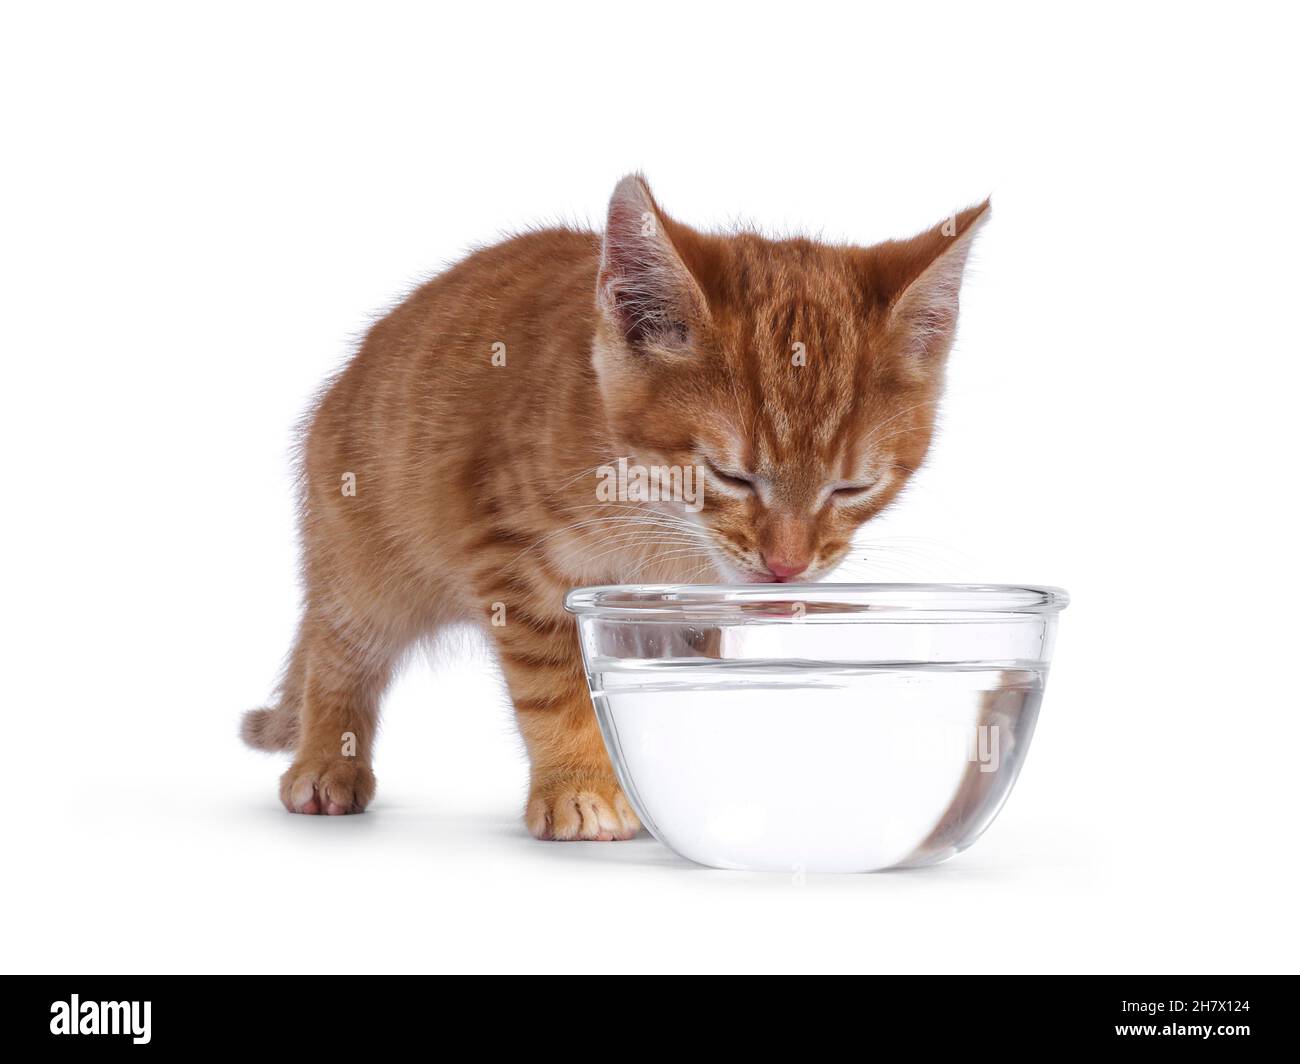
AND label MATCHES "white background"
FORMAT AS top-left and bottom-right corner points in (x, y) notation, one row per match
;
(3, 2), (1297, 973)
